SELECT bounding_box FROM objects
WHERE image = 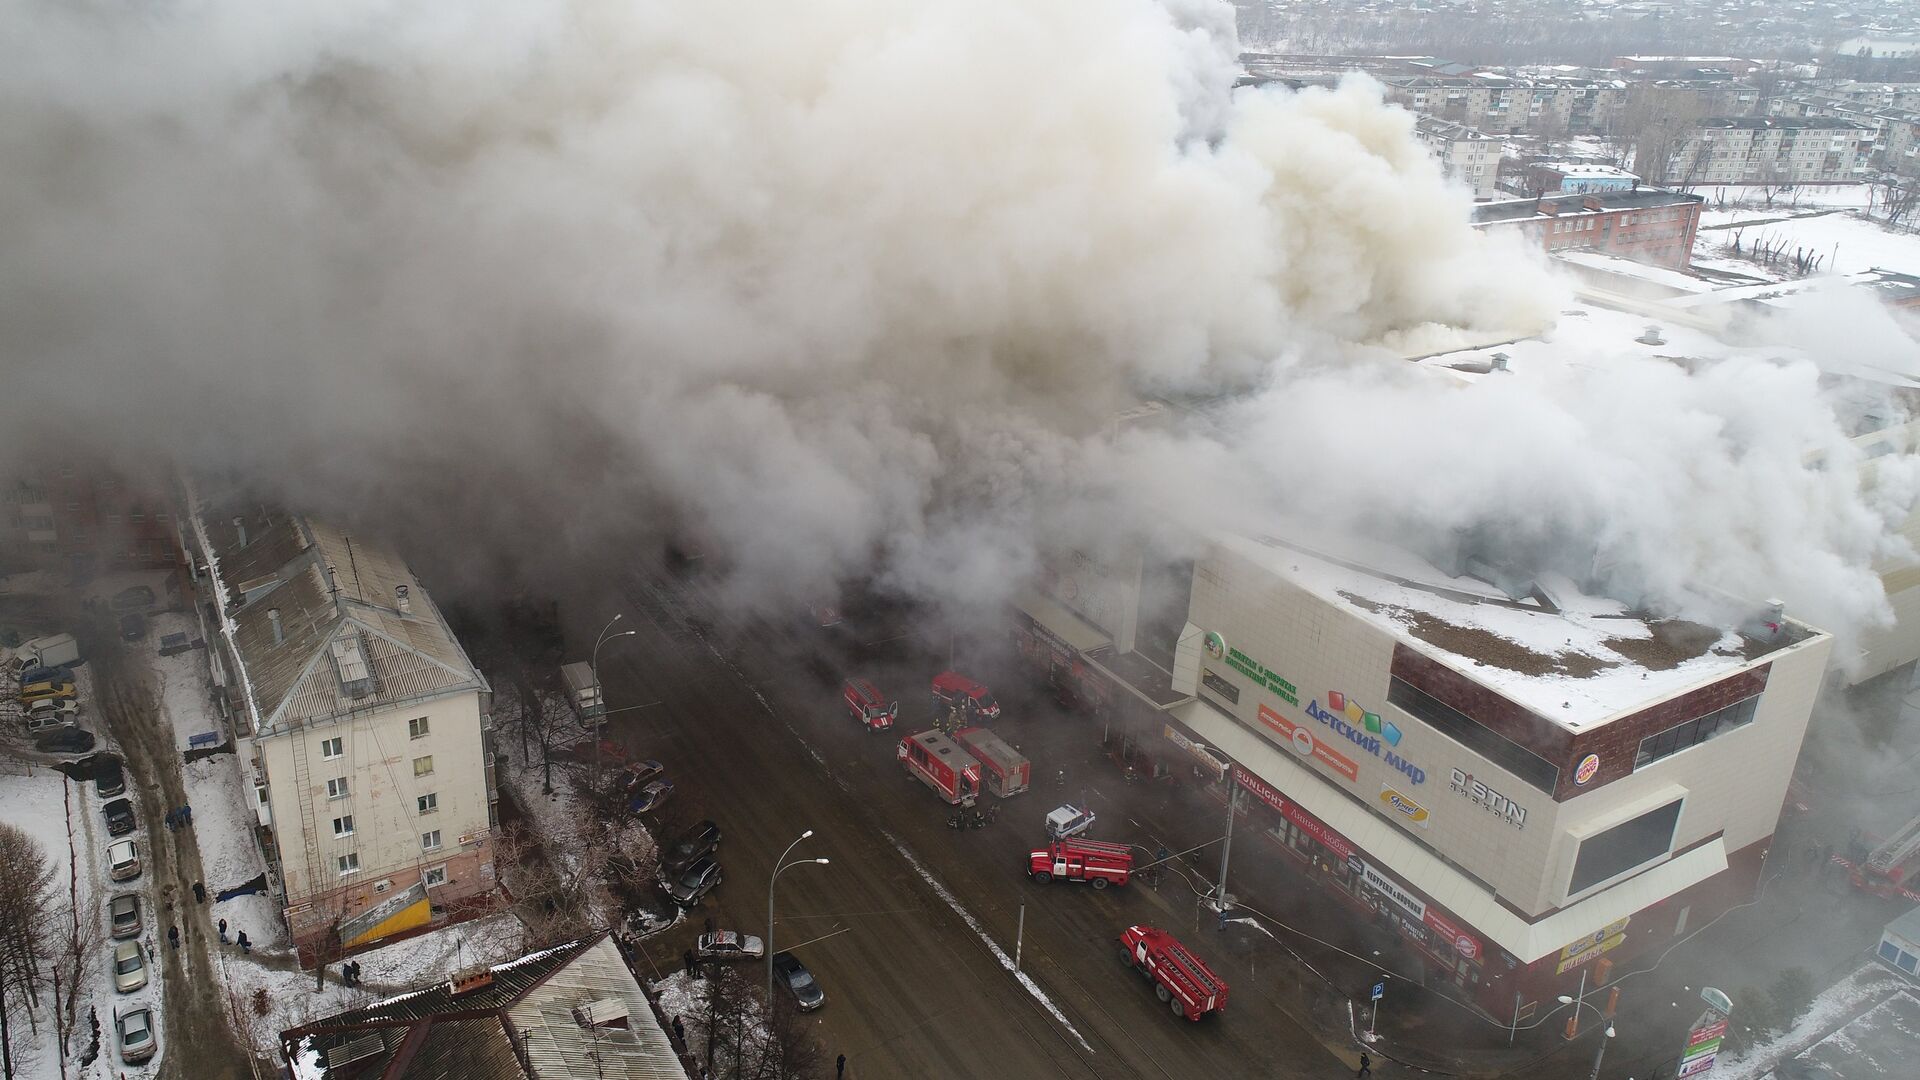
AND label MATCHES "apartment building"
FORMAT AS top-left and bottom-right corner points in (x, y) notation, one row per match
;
(1669, 117), (1871, 184)
(185, 493), (497, 962)
(1414, 117), (1501, 199)
(1613, 55), (1762, 77)
(0, 460), (182, 573)
(1384, 76), (1626, 136)
(1772, 97), (1920, 176)
(1473, 189), (1704, 270)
